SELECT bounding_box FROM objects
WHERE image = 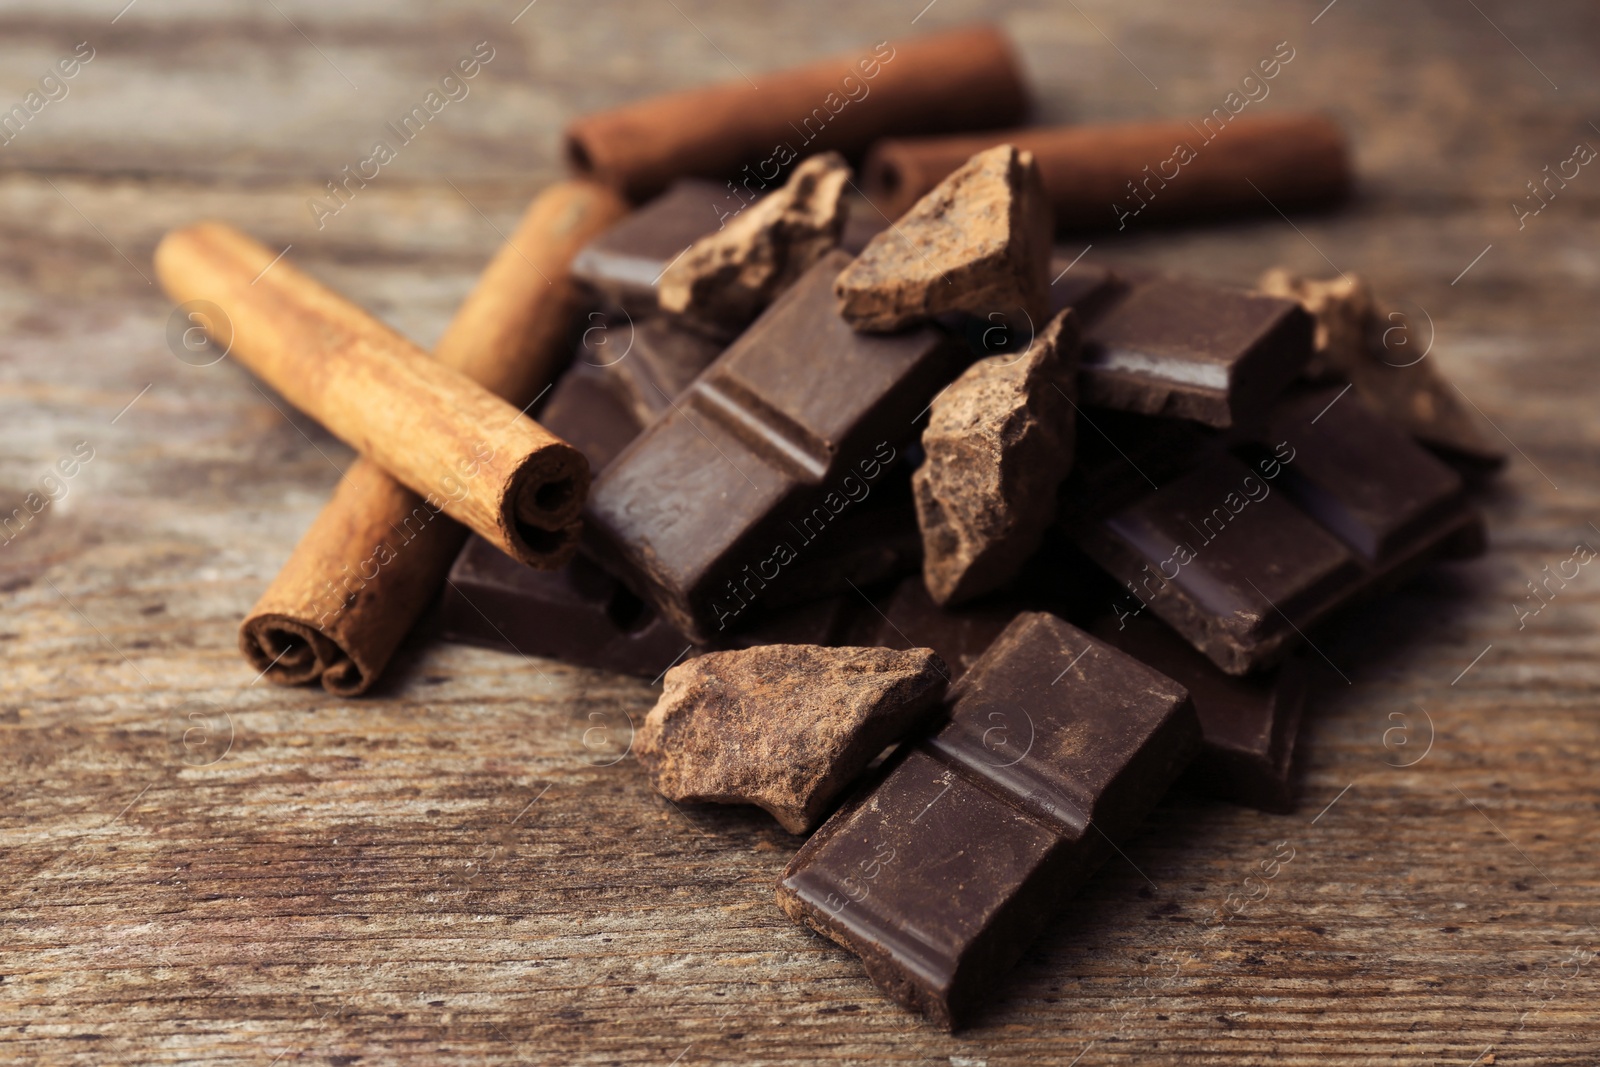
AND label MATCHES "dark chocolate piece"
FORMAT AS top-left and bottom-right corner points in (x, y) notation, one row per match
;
(434, 533), (859, 678)
(841, 576), (1023, 680)
(777, 611), (1200, 1029)
(839, 205), (889, 254)
(583, 249), (962, 642)
(571, 180), (726, 315)
(1256, 268), (1506, 472)
(1081, 449), (1359, 674)
(1266, 388), (1481, 564)
(760, 479), (923, 611)
(593, 316), (724, 427)
(1046, 255), (1311, 430)
(1094, 613), (1307, 813)
(1046, 256), (1127, 324)
(1068, 387), (1484, 674)
(433, 534), (690, 678)
(538, 357), (646, 476)
(441, 347), (923, 674)
(1076, 275), (1312, 429)
(721, 593), (857, 651)
(637, 644), (948, 833)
